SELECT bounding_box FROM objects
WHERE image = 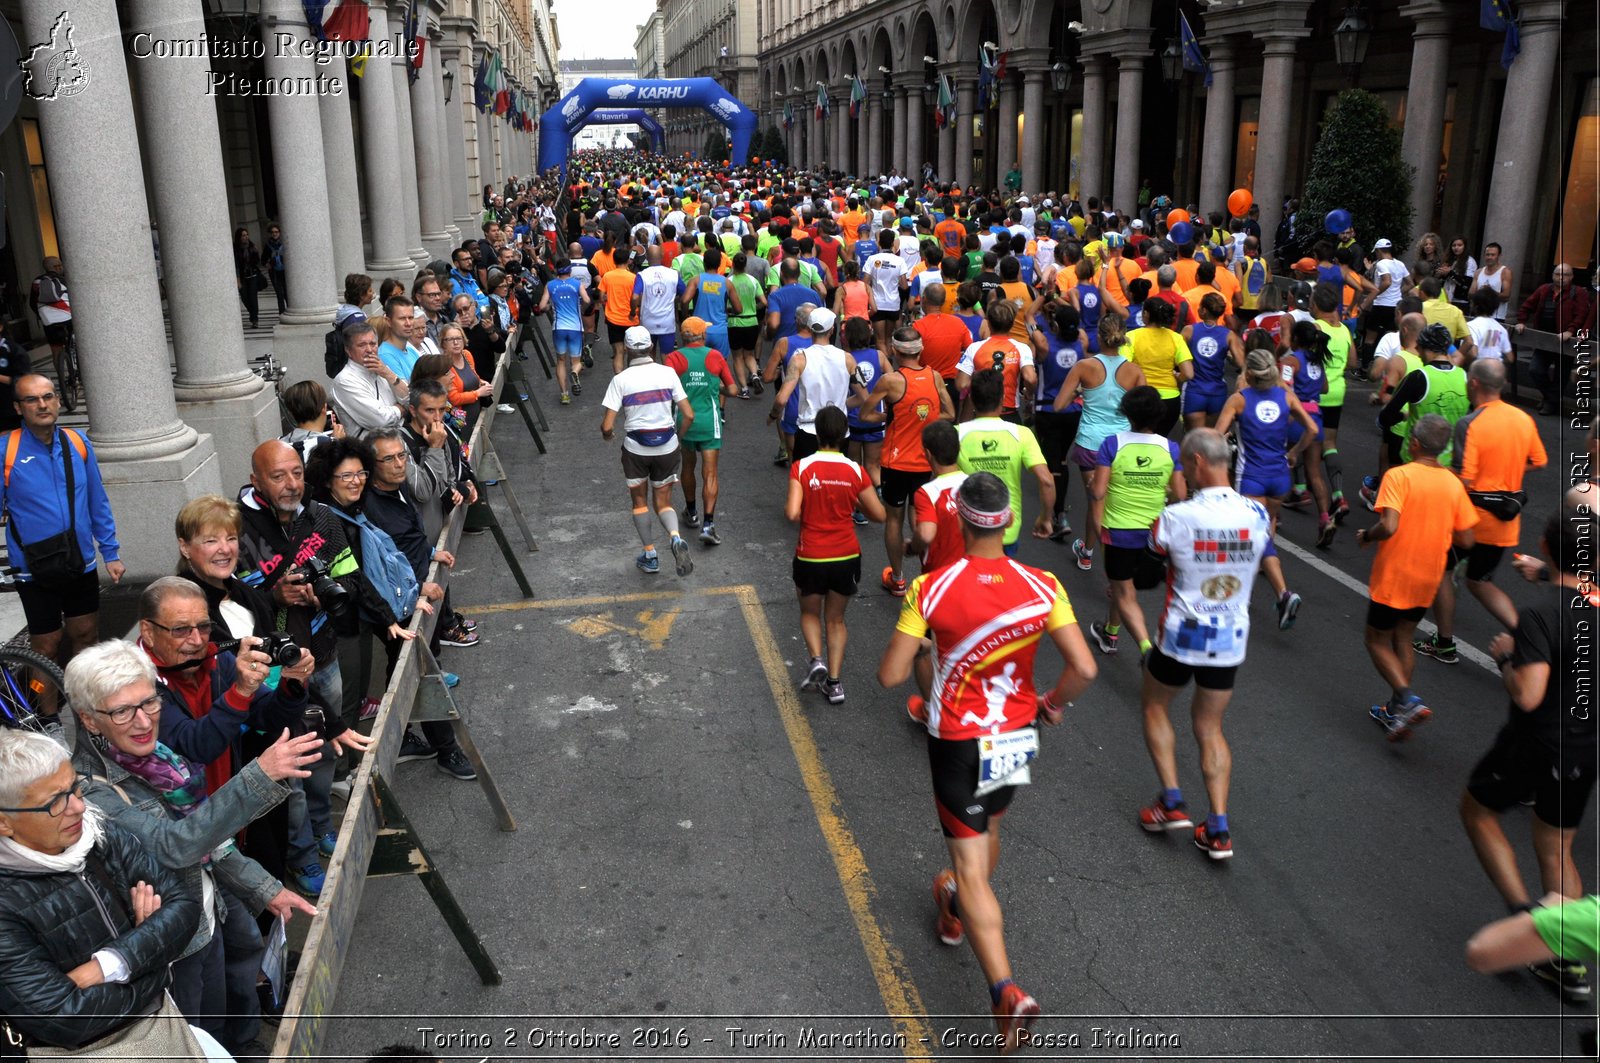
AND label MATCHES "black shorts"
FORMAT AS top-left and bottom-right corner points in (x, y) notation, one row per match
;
(1155, 397), (1181, 437)
(43, 323), (71, 346)
(1145, 645), (1238, 691)
(1321, 404), (1343, 430)
(792, 555), (861, 597)
(791, 430), (819, 462)
(871, 309), (901, 324)
(1468, 726), (1598, 829)
(1032, 409), (1081, 474)
(620, 446), (681, 487)
(728, 324), (761, 351)
(1103, 543), (1145, 582)
(1366, 600), (1427, 632)
(881, 466), (931, 509)
(1461, 543), (1505, 583)
(1384, 431), (1403, 465)
(16, 569), (99, 635)
(927, 733), (1018, 838)
(606, 320), (632, 346)
(1365, 305), (1397, 336)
